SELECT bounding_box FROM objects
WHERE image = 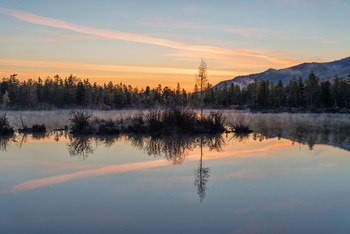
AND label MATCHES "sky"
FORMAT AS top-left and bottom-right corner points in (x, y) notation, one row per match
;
(0, 0), (349, 90)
